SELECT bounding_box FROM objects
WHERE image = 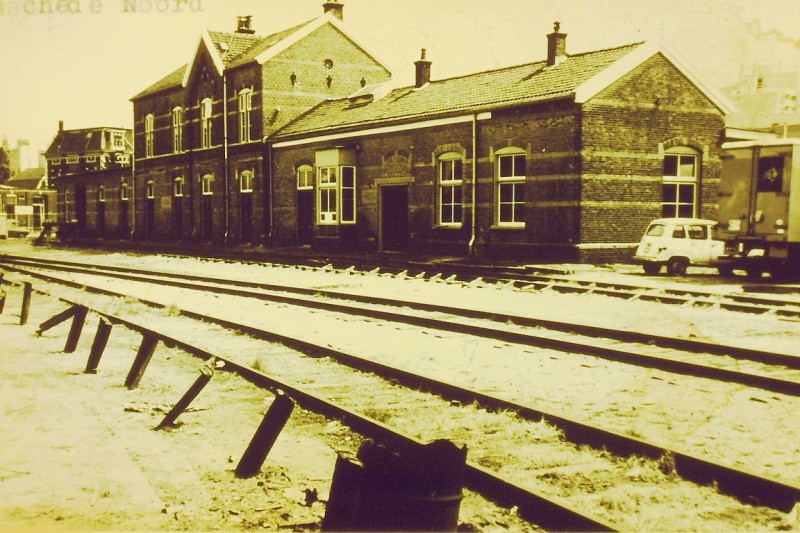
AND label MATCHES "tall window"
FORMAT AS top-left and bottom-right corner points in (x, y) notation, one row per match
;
(317, 166), (356, 224)
(296, 165), (313, 190)
(318, 166), (338, 224)
(121, 182), (130, 201)
(97, 186), (106, 203)
(111, 132), (125, 150)
(144, 113), (154, 157)
(438, 153), (463, 226)
(240, 170), (253, 192)
(663, 150), (698, 218)
(497, 151), (526, 226)
(173, 177), (184, 197)
(201, 98), (213, 148)
(238, 89), (252, 143)
(146, 180), (155, 199)
(172, 107), (183, 153)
